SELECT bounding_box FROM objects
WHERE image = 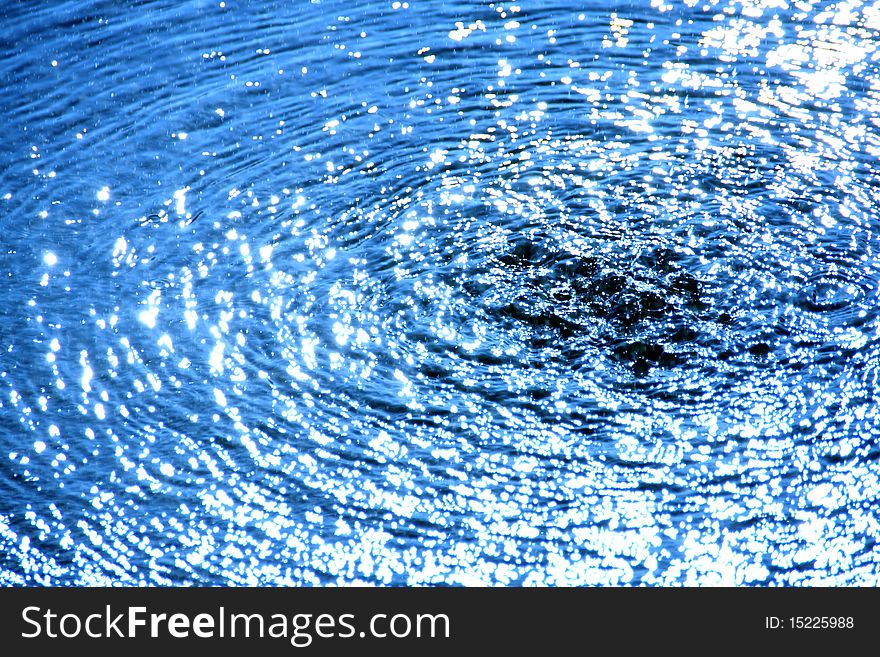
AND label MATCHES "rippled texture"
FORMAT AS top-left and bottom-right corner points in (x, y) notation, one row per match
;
(2, 0), (880, 585)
